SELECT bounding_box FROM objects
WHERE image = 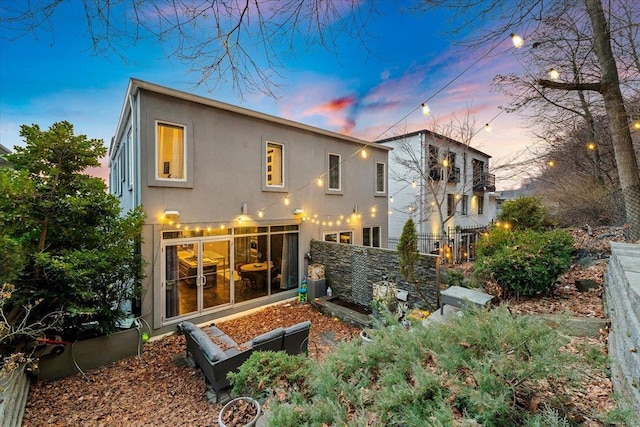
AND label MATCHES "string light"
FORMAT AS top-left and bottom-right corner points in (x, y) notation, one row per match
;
(284, 197), (290, 206)
(421, 103), (431, 115)
(361, 149), (368, 159)
(510, 33), (524, 48)
(548, 68), (560, 80)
(258, 210), (264, 218)
(316, 177), (323, 186)
(484, 123), (492, 132)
